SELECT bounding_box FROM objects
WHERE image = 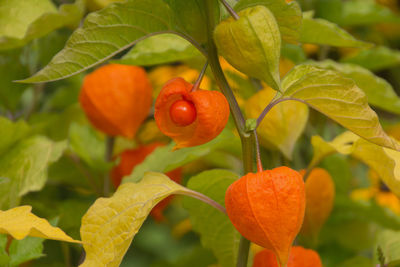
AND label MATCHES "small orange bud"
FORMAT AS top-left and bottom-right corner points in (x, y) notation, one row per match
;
(154, 77), (230, 149)
(300, 168), (335, 239)
(110, 142), (182, 221)
(225, 167), (305, 266)
(79, 64), (152, 138)
(253, 246), (322, 267)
